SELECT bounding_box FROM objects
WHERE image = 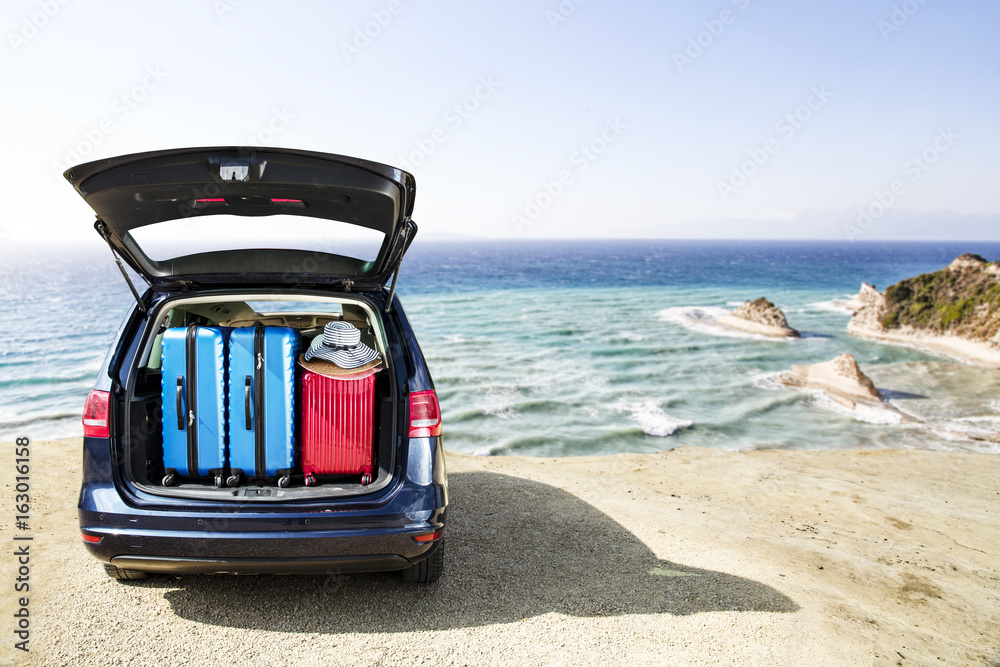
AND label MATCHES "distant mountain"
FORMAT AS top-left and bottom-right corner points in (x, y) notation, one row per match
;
(624, 209), (1000, 241)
